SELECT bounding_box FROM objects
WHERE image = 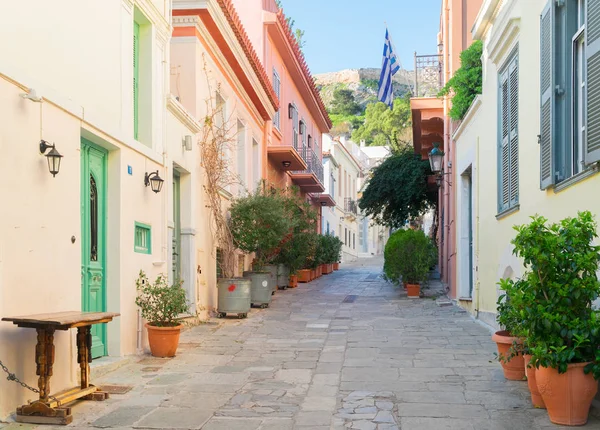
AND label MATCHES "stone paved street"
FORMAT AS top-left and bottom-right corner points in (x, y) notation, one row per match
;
(7, 257), (600, 430)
